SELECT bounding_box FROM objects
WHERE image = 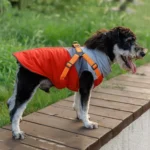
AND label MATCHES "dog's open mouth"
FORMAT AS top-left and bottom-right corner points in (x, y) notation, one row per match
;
(121, 55), (136, 73)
